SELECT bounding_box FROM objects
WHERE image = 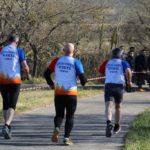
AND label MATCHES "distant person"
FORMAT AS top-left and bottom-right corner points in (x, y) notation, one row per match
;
(125, 47), (135, 85)
(147, 54), (150, 90)
(0, 34), (30, 139)
(99, 48), (132, 137)
(126, 47), (135, 70)
(119, 45), (124, 51)
(134, 49), (147, 91)
(44, 43), (87, 145)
